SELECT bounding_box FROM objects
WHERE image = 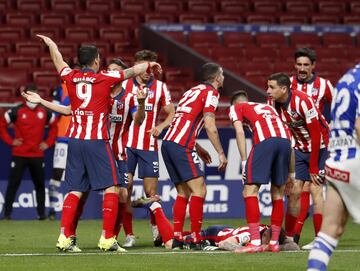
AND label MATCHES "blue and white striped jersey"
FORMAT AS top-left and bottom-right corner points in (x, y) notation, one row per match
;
(328, 64), (360, 162)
